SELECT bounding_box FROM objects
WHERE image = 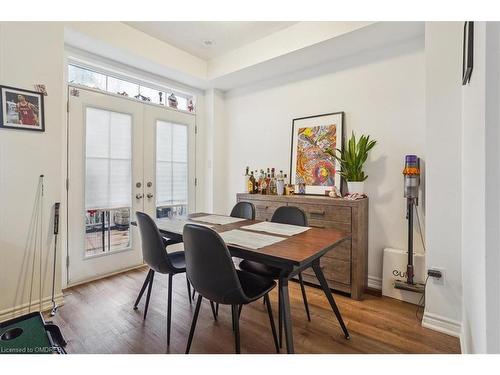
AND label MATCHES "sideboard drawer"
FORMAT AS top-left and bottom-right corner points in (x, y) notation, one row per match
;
(303, 257), (351, 285)
(308, 218), (352, 233)
(249, 200), (283, 220)
(323, 239), (351, 262)
(293, 203), (352, 224)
